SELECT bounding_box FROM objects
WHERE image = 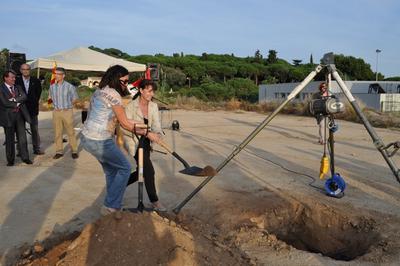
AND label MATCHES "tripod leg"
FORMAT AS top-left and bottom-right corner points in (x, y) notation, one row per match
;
(172, 65), (324, 214)
(331, 67), (400, 183)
